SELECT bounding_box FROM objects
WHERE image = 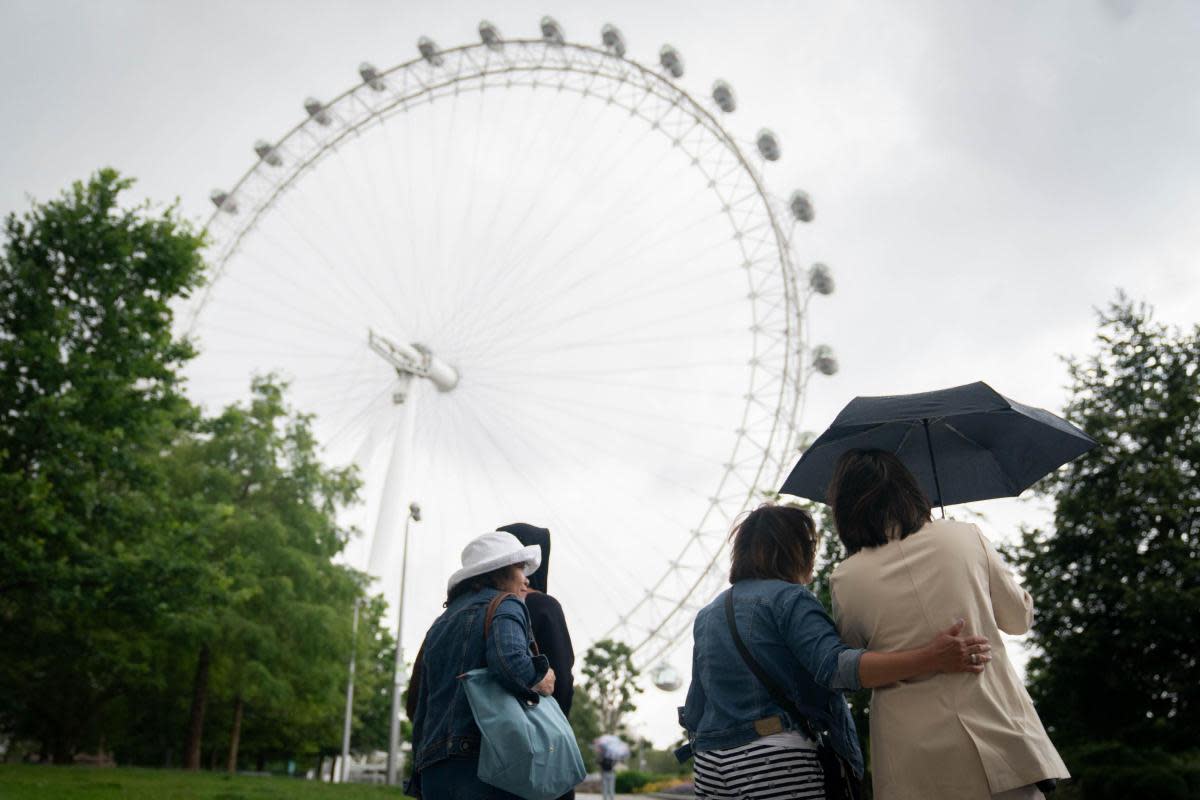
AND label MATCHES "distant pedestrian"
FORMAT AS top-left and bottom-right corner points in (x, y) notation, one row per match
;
(499, 522), (577, 800)
(599, 752), (617, 800)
